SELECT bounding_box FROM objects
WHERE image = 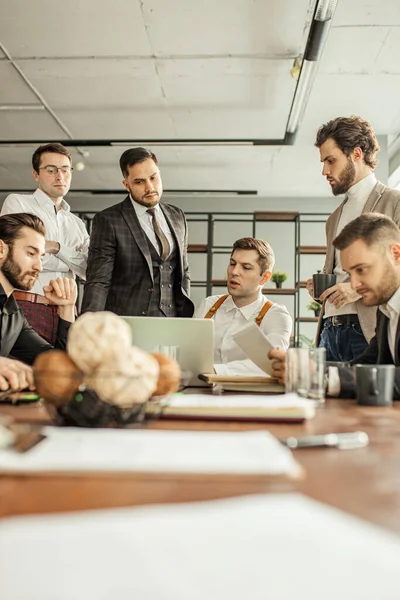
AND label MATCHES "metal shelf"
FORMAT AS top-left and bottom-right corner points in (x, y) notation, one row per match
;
(254, 211), (299, 222)
(187, 244), (208, 253)
(74, 209), (328, 345)
(297, 317), (319, 322)
(299, 246), (327, 254)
